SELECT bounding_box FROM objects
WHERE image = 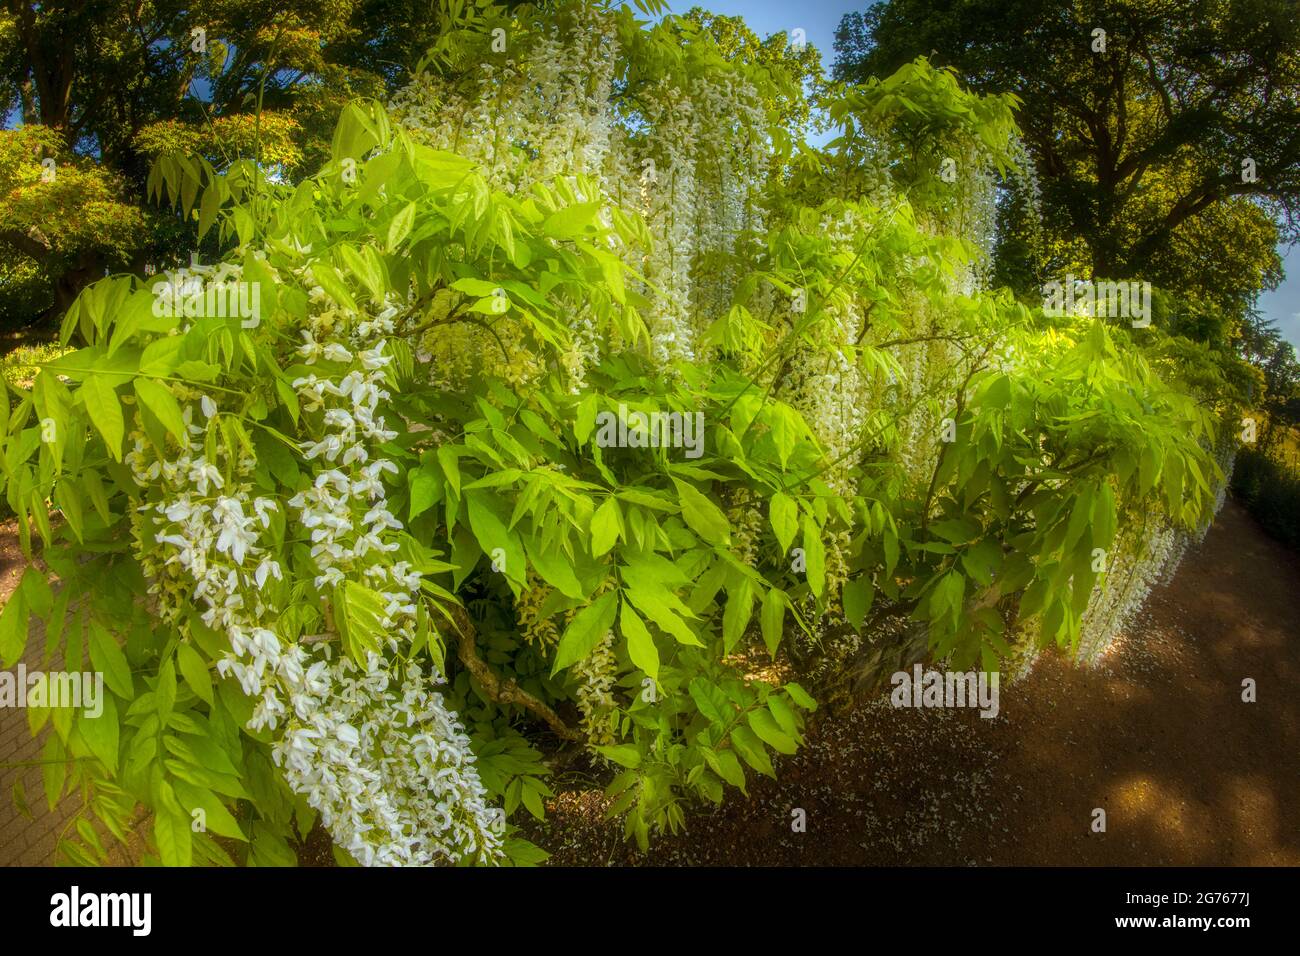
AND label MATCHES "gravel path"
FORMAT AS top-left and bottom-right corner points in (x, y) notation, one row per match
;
(532, 500), (1300, 866)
